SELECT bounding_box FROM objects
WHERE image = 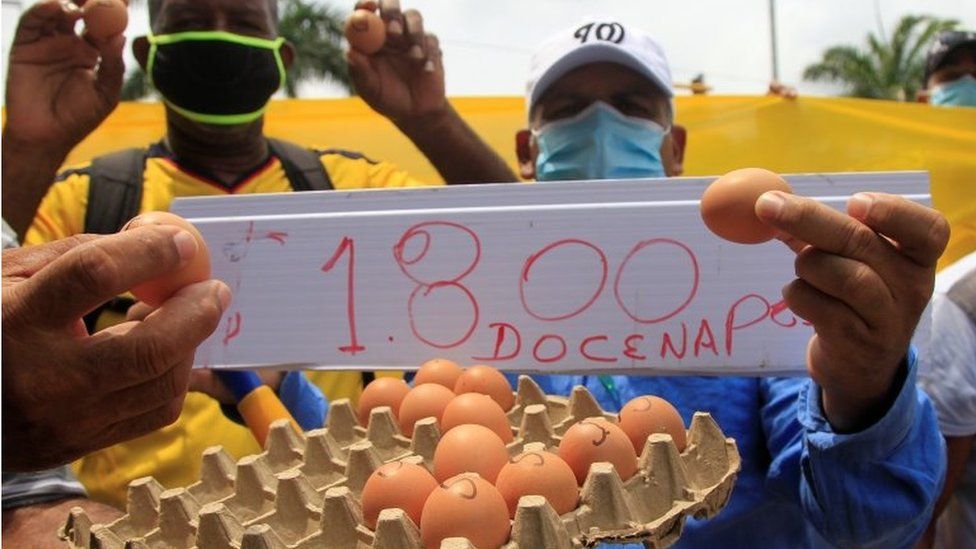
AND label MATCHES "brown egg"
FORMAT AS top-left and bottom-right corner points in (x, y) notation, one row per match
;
(454, 365), (515, 411)
(557, 418), (637, 485)
(344, 9), (386, 54)
(440, 393), (514, 443)
(398, 383), (455, 436)
(83, 0), (128, 40)
(495, 450), (579, 518)
(415, 358), (463, 389)
(618, 396), (687, 454)
(124, 212), (211, 307)
(433, 424), (508, 483)
(361, 461), (438, 529)
(358, 377), (410, 425)
(420, 473), (511, 549)
(700, 167), (793, 244)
